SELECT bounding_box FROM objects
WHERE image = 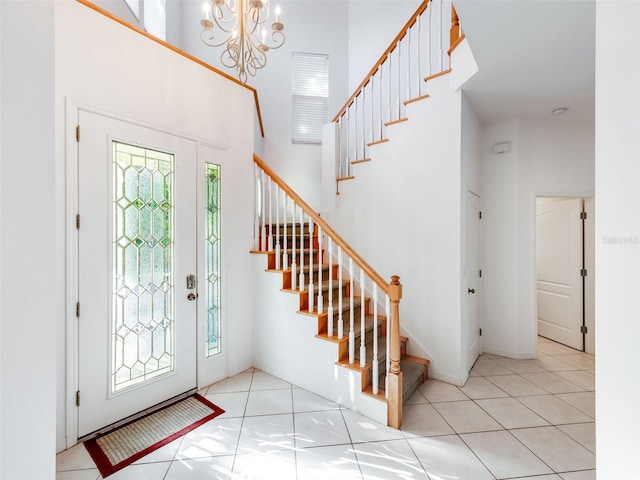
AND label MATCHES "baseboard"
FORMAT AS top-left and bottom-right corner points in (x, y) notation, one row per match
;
(429, 370), (466, 387)
(482, 346), (537, 360)
(57, 435), (68, 453)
